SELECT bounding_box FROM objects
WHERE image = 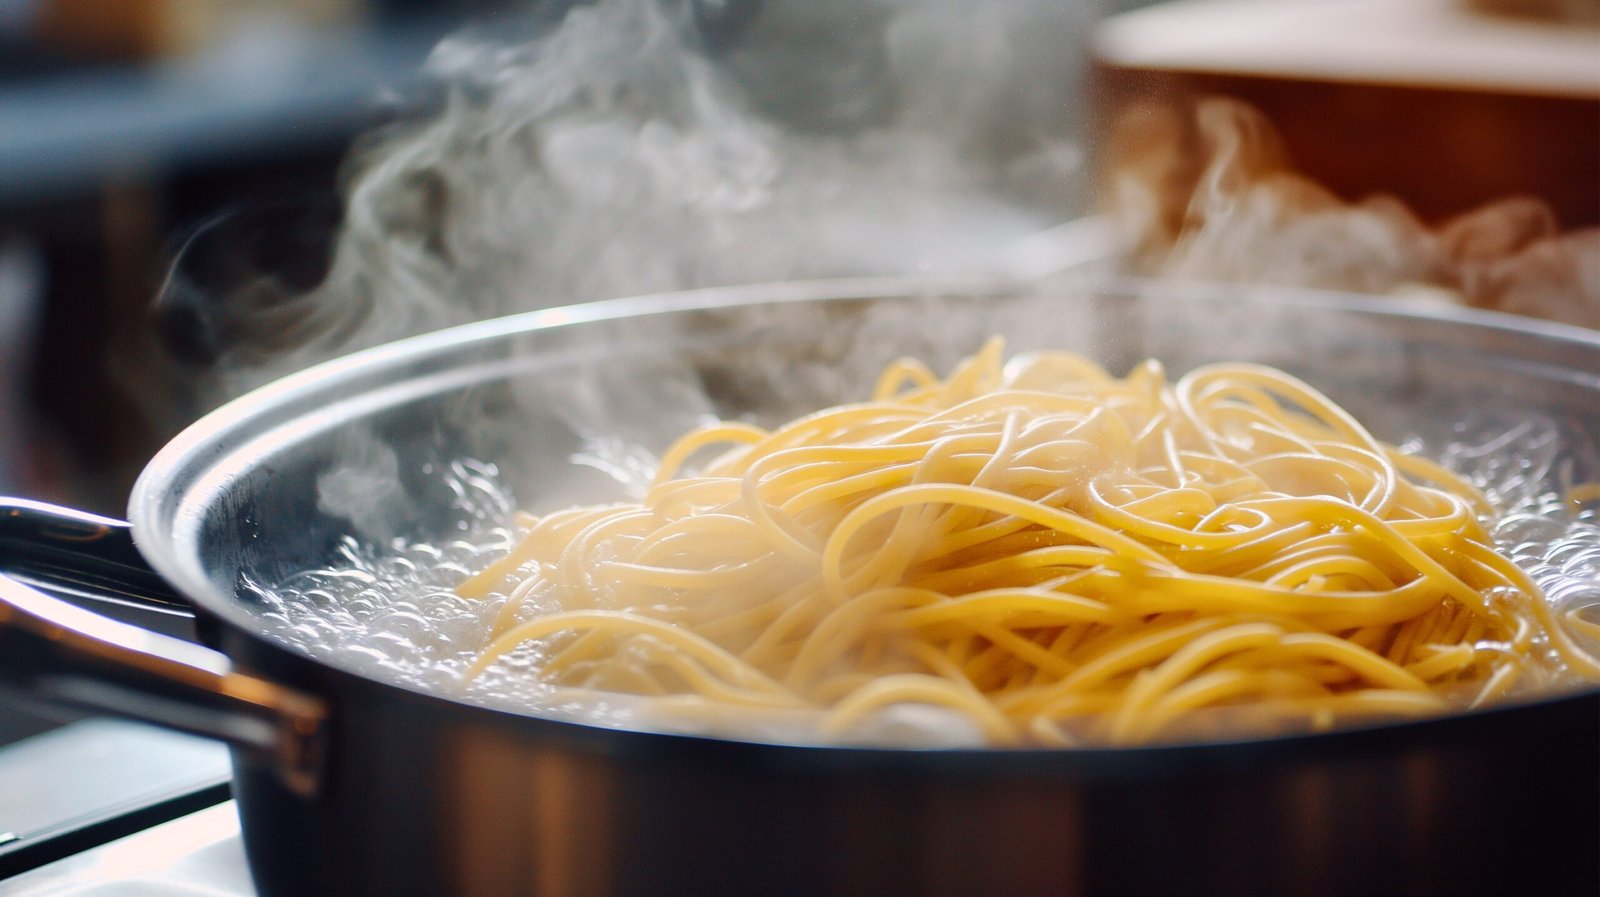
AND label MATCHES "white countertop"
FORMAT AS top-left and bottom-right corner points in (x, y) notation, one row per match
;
(0, 801), (251, 896)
